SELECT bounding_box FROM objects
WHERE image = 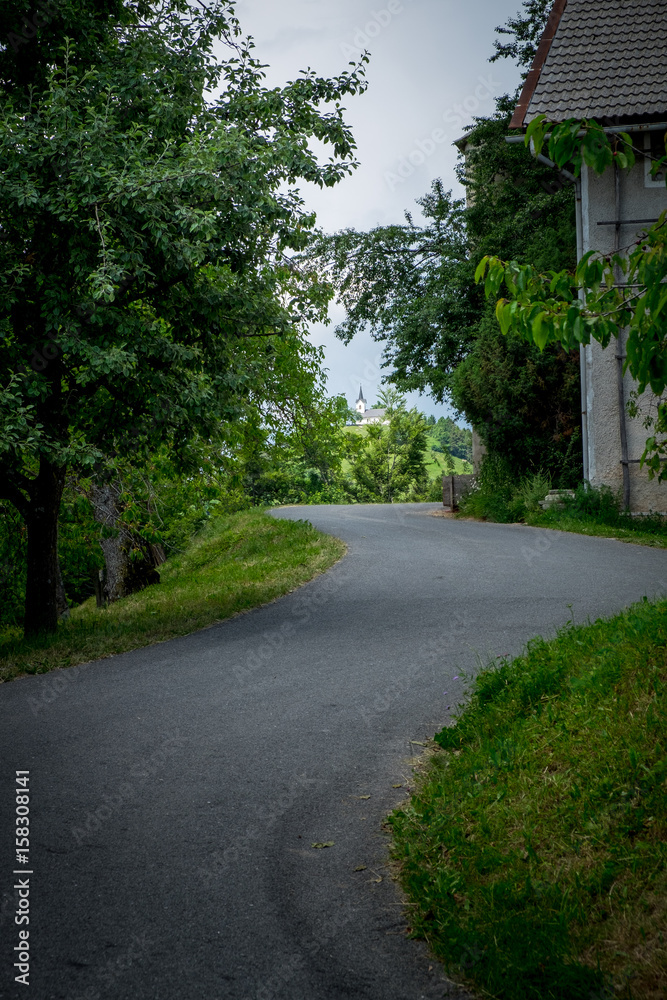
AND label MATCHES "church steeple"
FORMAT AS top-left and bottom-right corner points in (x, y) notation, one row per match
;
(355, 385), (367, 414)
